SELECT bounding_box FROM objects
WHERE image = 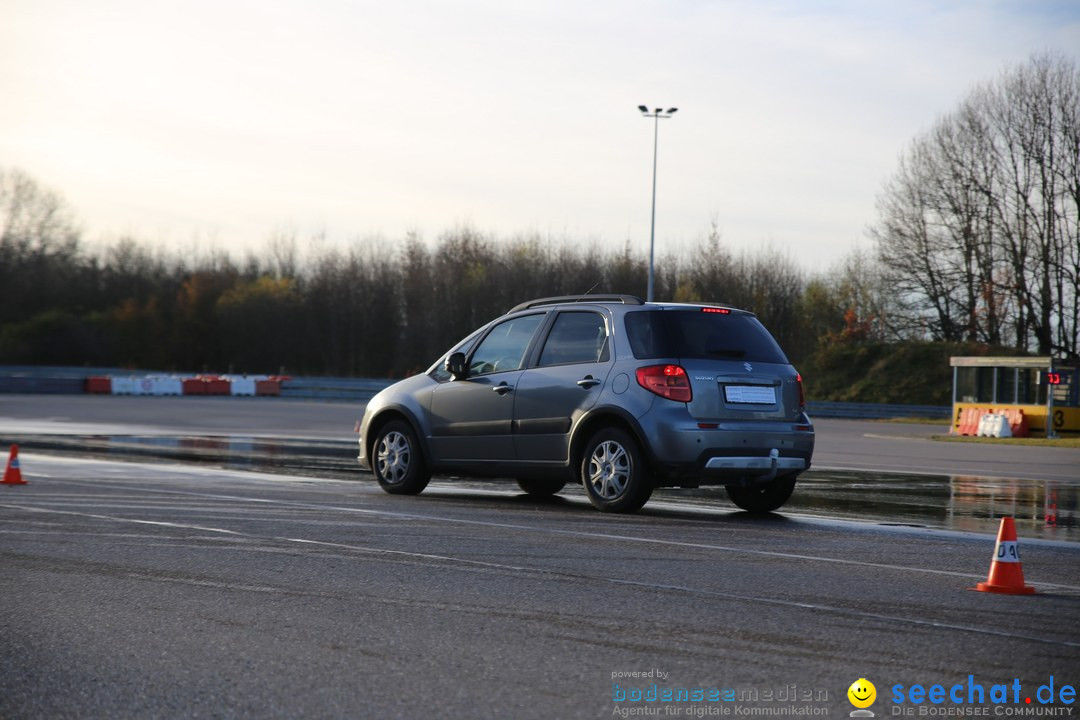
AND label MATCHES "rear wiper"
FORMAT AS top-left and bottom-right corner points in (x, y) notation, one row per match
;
(706, 349), (746, 358)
